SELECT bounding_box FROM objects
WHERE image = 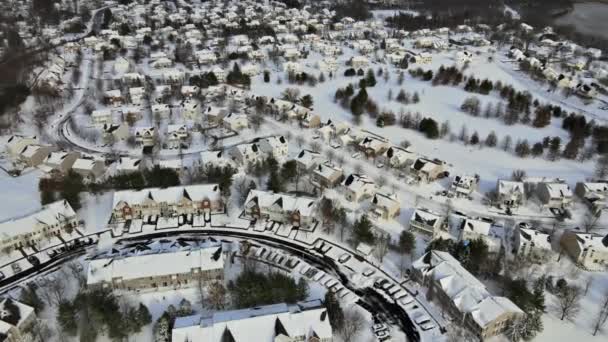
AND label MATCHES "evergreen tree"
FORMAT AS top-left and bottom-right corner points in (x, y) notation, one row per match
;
(532, 142), (544, 157)
(532, 277), (546, 313)
(353, 215), (375, 244)
(547, 137), (562, 161)
(419, 118), (439, 139)
(266, 171), (284, 193)
(412, 92), (420, 103)
(470, 132), (480, 145)
(485, 131), (498, 147)
(300, 94), (314, 109)
(324, 291), (345, 332)
(515, 140), (531, 158)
